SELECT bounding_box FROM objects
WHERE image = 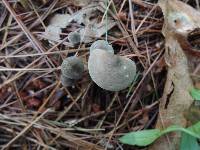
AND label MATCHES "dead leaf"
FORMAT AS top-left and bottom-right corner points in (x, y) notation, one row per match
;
(27, 98), (41, 108)
(72, 0), (94, 7)
(117, 12), (127, 21)
(159, 0), (200, 36)
(194, 82), (200, 89)
(44, 14), (71, 42)
(44, 3), (116, 44)
(92, 103), (101, 113)
(79, 18), (116, 43)
(149, 0), (199, 149)
(32, 79), (47, 89)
